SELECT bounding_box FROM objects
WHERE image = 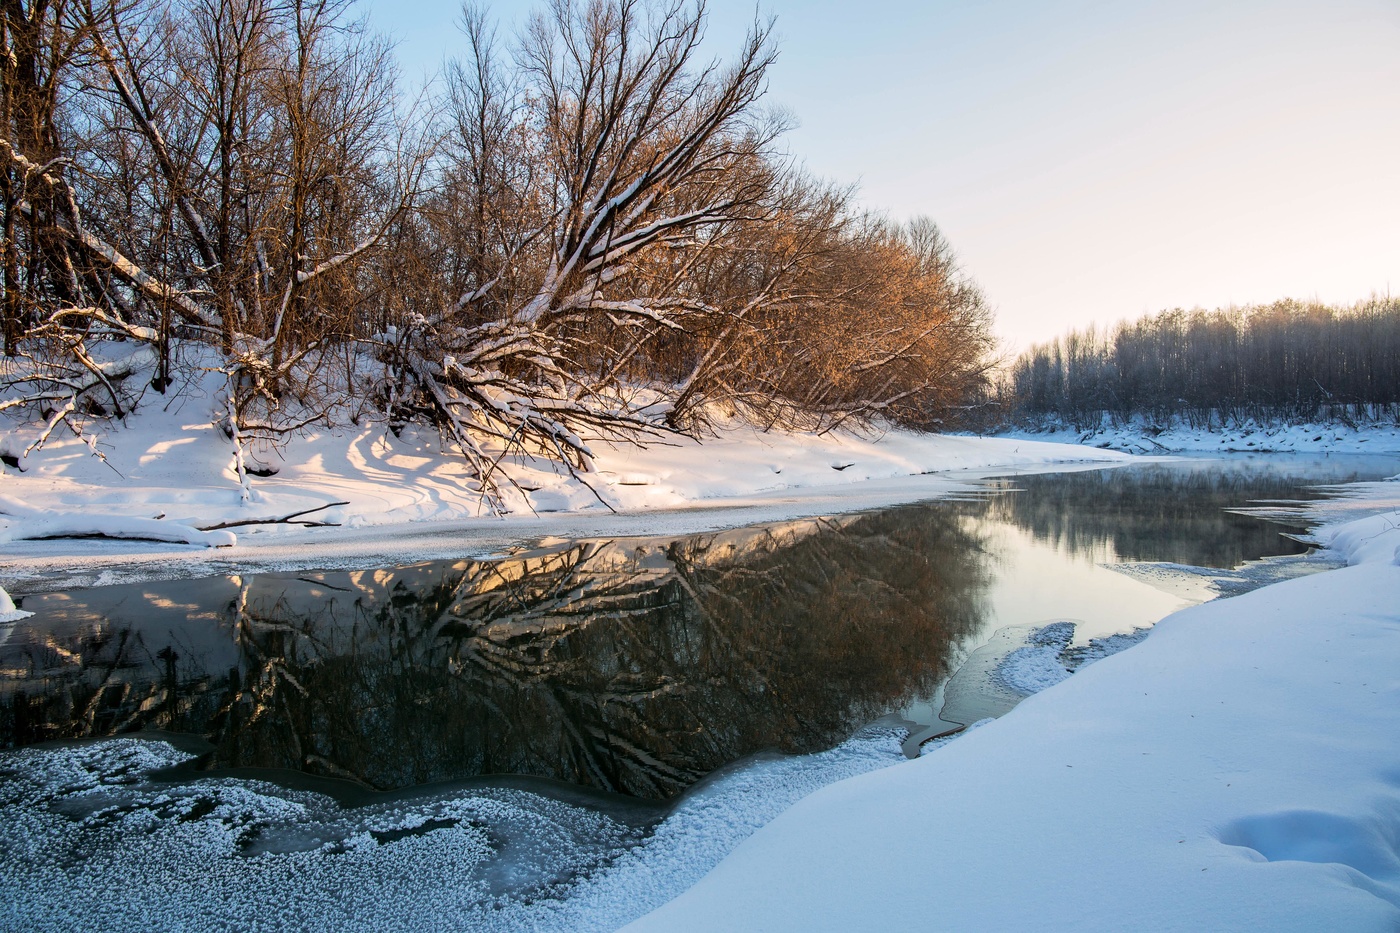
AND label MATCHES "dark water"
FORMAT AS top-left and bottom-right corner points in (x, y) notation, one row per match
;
(2, 454), (1395, 799)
